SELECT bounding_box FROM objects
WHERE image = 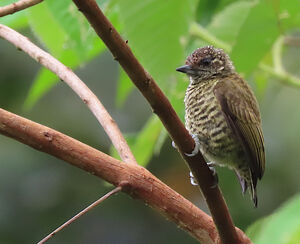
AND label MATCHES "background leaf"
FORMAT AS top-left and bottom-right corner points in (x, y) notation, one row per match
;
(207, 1), (253, 46)
(24, 0), (111, 108)
(110, 115), (163, 166)
(230, 1), (280, 75)
(116, 0), (196, 91)
(246, 194), (300, 244)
